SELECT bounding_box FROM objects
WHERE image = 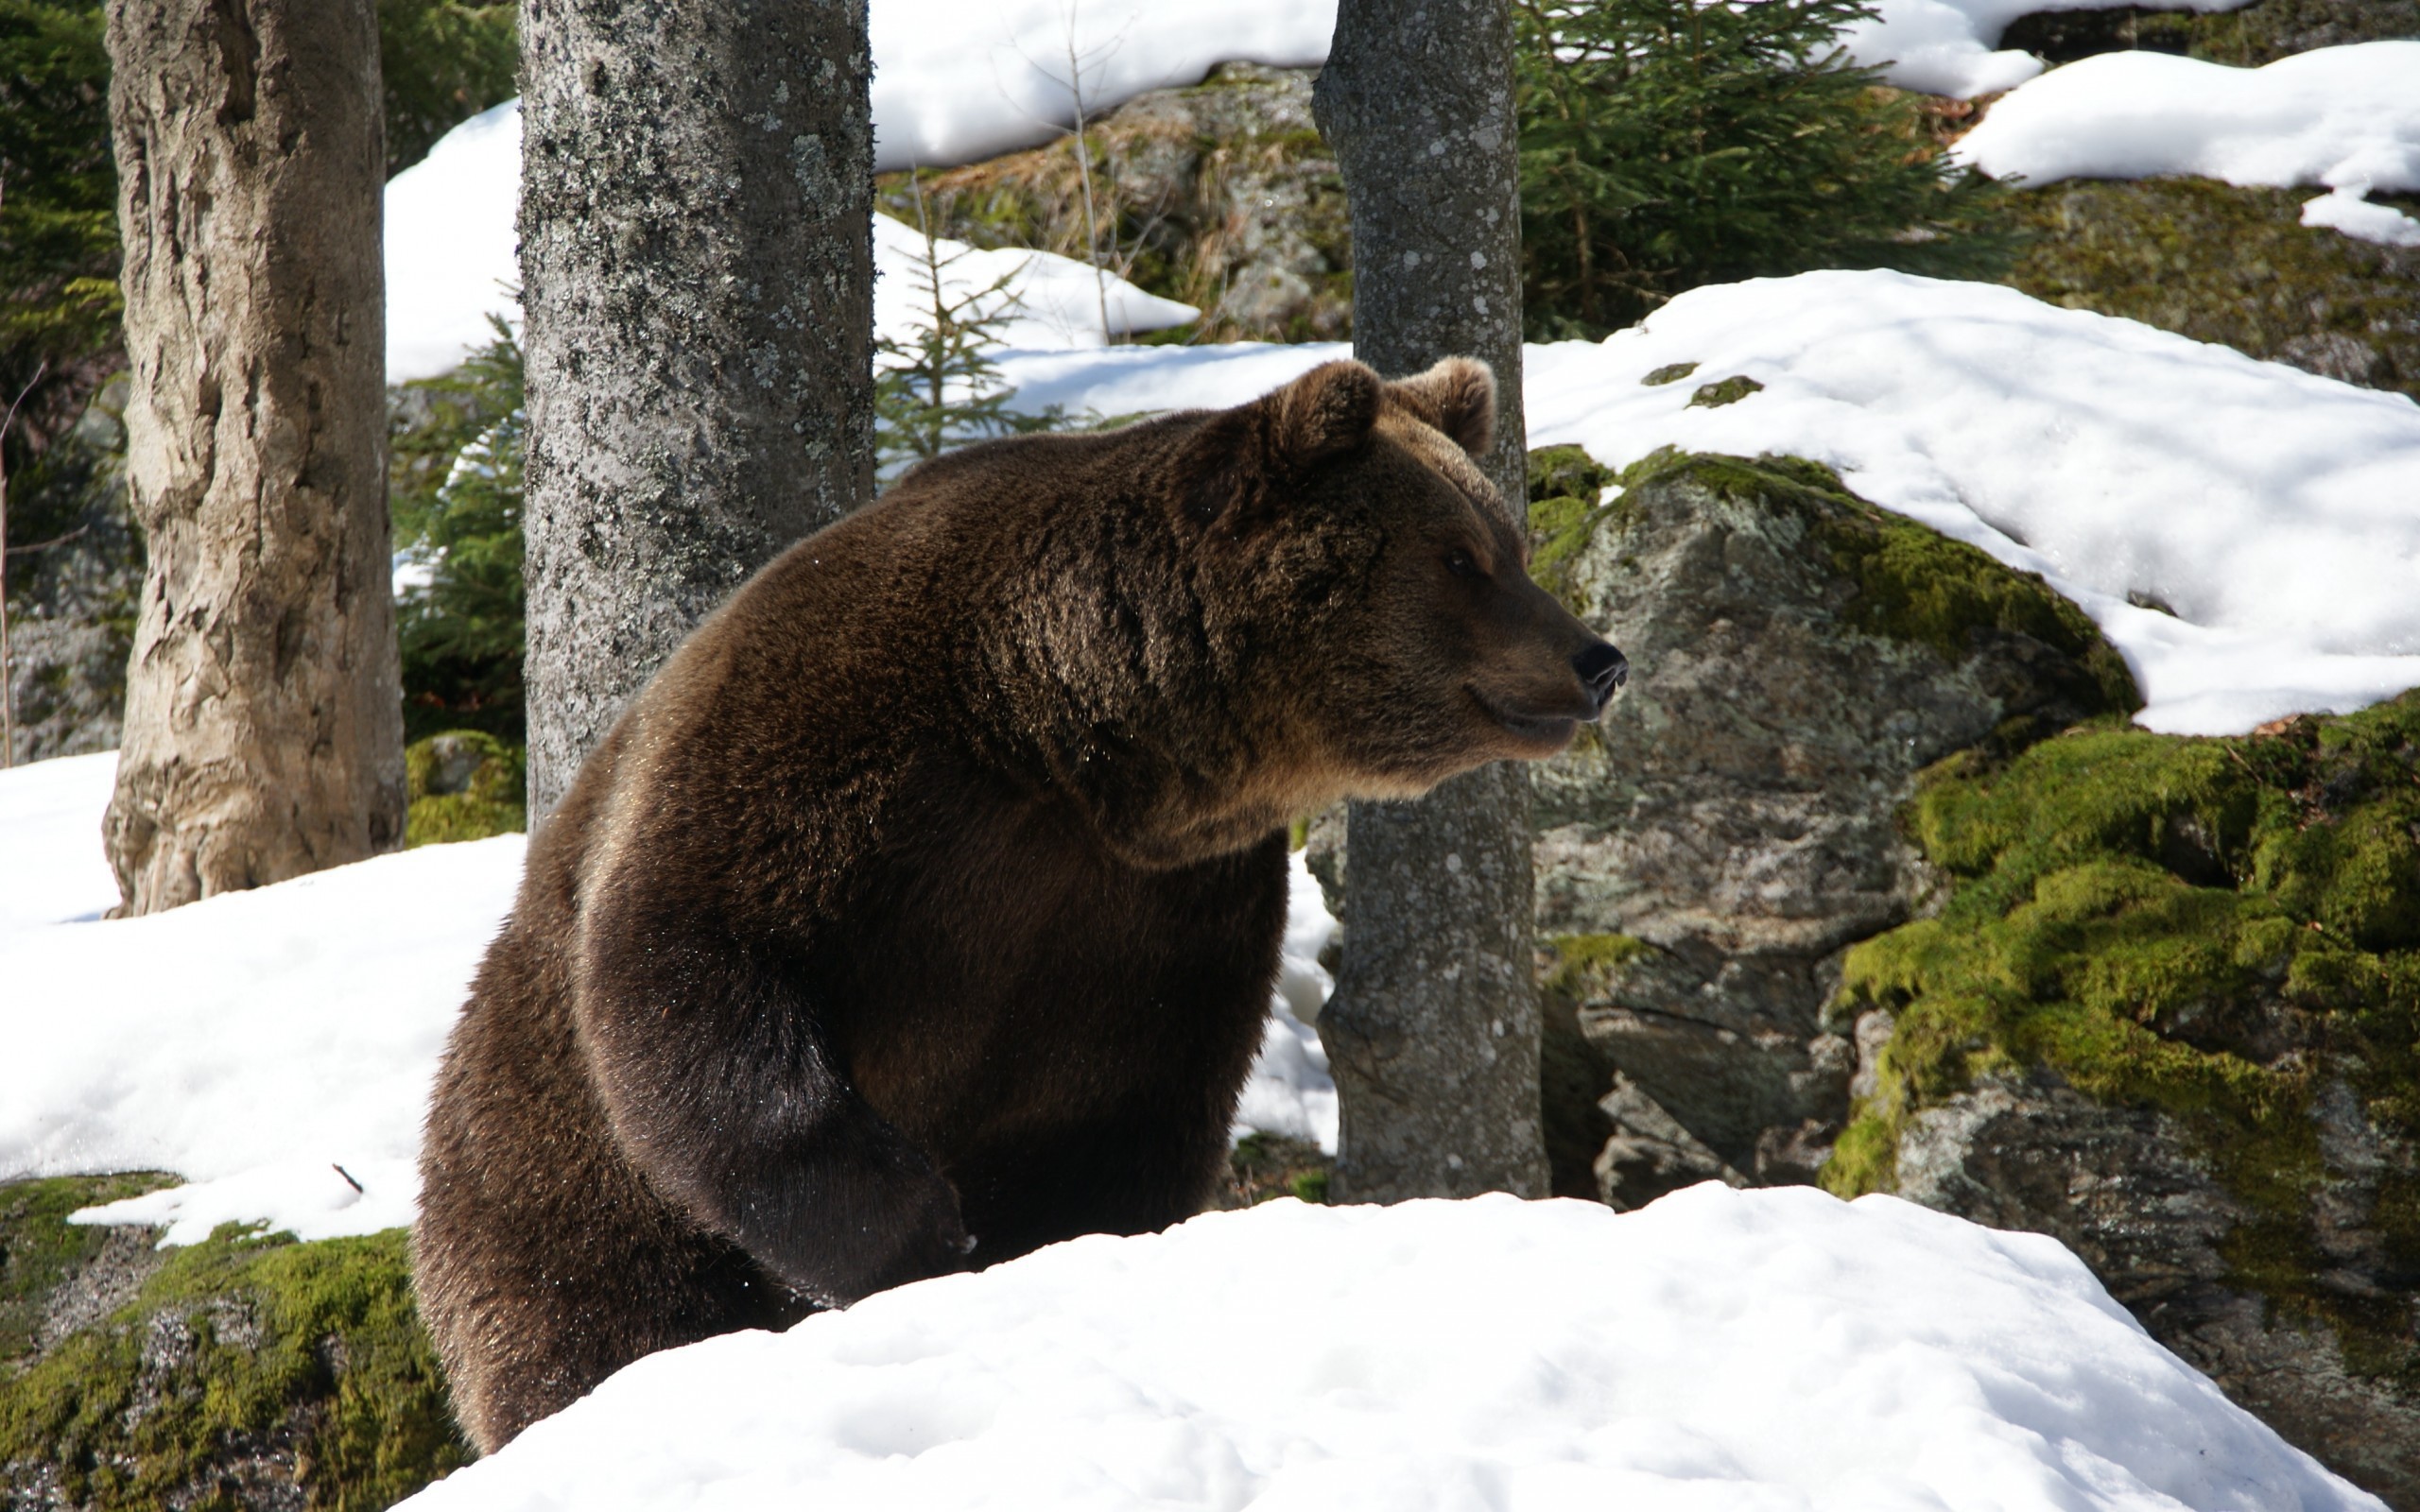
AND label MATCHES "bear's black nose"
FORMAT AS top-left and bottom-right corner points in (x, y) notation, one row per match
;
(1573, 641), (1628, 713)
